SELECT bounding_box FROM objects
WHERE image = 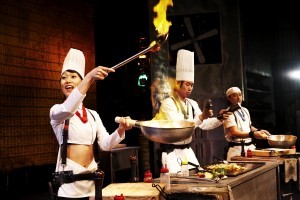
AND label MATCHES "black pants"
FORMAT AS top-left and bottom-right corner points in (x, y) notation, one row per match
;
(224, 141), (254, 160)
